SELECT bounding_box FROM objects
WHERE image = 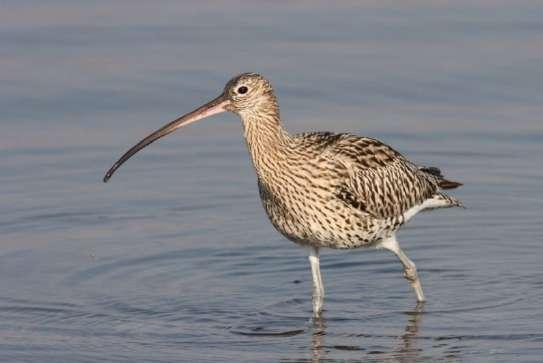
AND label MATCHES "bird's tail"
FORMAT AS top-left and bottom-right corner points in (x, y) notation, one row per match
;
(418, 166), (463, 190)
(439, 179), (463, 190)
